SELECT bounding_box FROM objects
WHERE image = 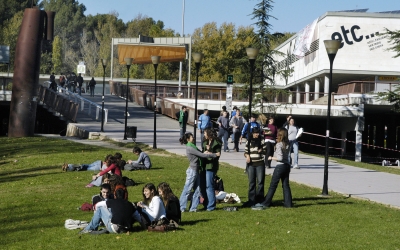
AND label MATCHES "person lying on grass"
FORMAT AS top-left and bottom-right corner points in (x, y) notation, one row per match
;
(62, 154), (111, 172)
